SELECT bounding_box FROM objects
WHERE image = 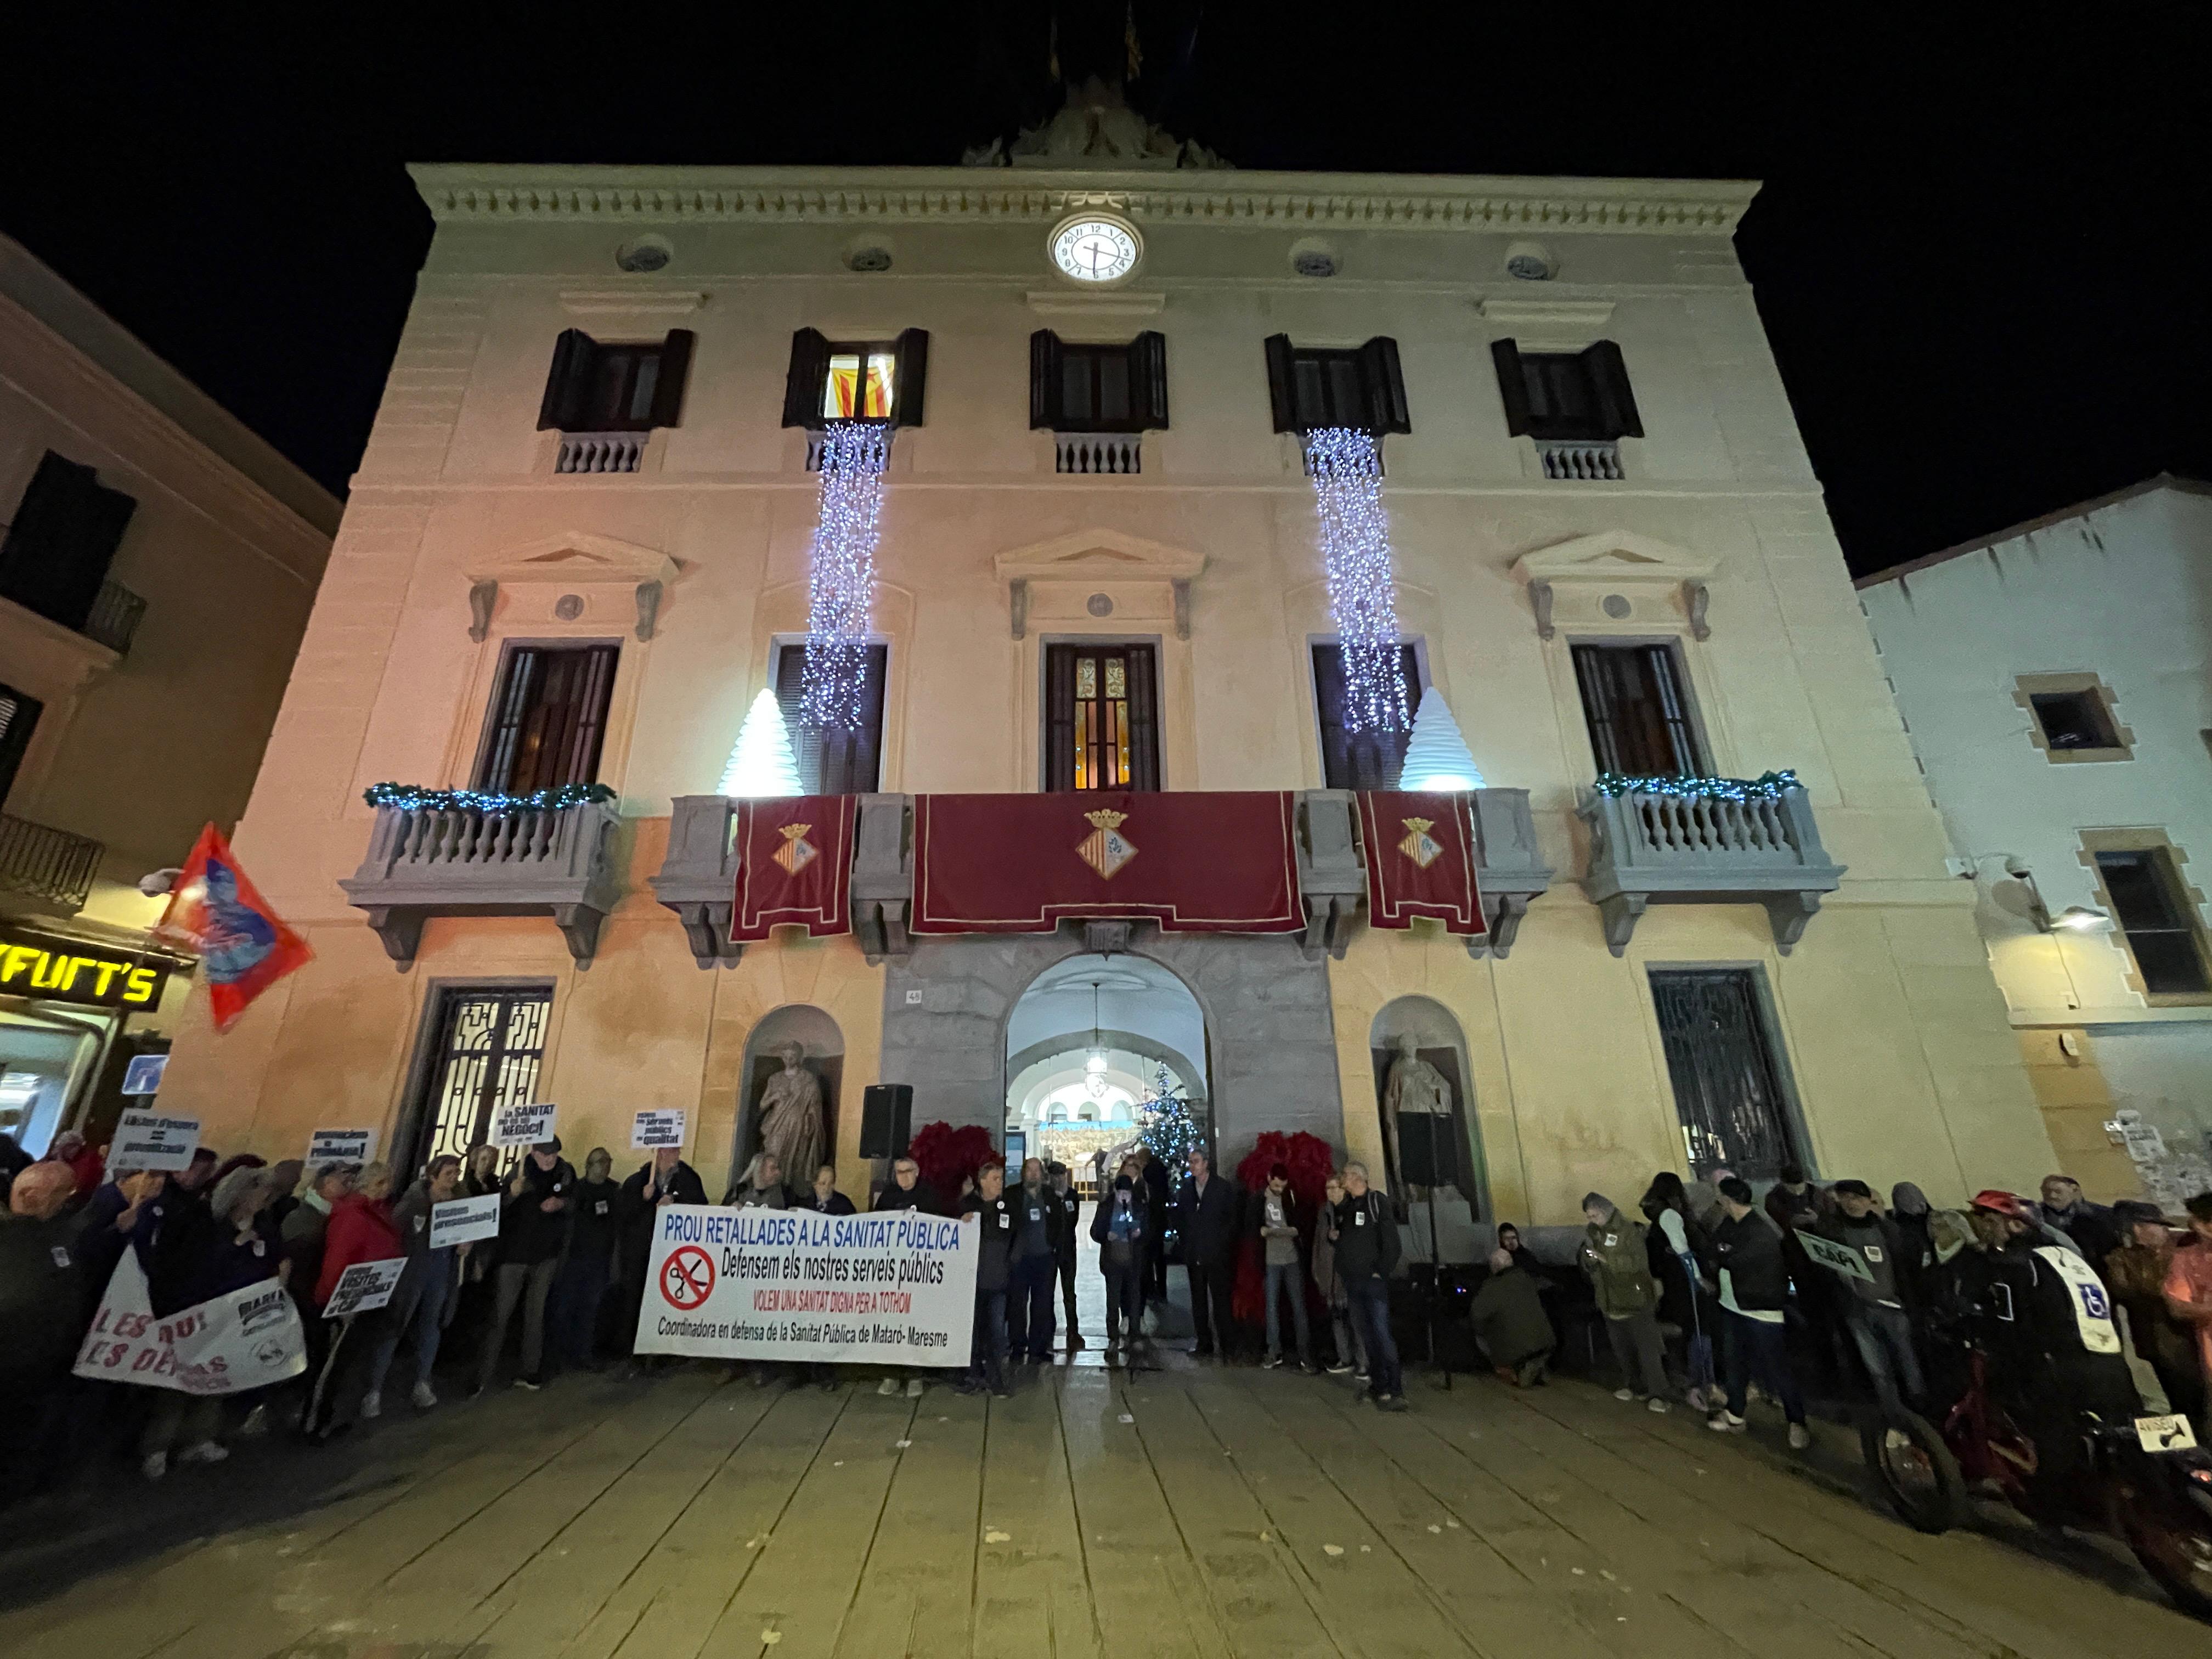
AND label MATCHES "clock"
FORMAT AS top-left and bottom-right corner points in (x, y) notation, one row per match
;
(1050, 216), (1141, 285)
